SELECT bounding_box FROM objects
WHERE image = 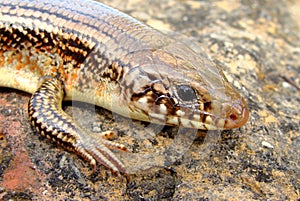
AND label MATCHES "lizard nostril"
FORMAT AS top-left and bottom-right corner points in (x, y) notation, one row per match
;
(229, 113), (238, 121)
(223, 97), (249, 129)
